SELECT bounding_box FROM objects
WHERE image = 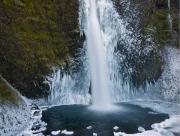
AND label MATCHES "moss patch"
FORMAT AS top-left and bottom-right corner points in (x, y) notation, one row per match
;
(0, 76), (21, 105)
(143, 0), (179, 47)
(0, 0), (80, 98)
(144, 9), (173, 45)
